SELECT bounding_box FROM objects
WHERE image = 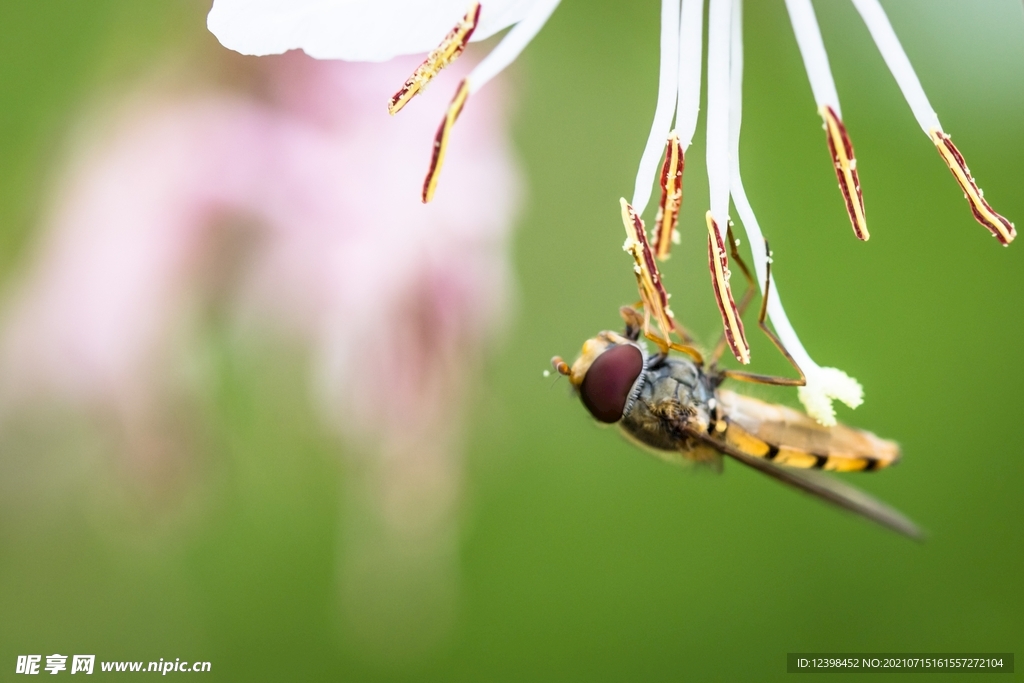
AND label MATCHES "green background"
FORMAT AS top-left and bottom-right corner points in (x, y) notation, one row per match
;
(1, 0), (1022, 680)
